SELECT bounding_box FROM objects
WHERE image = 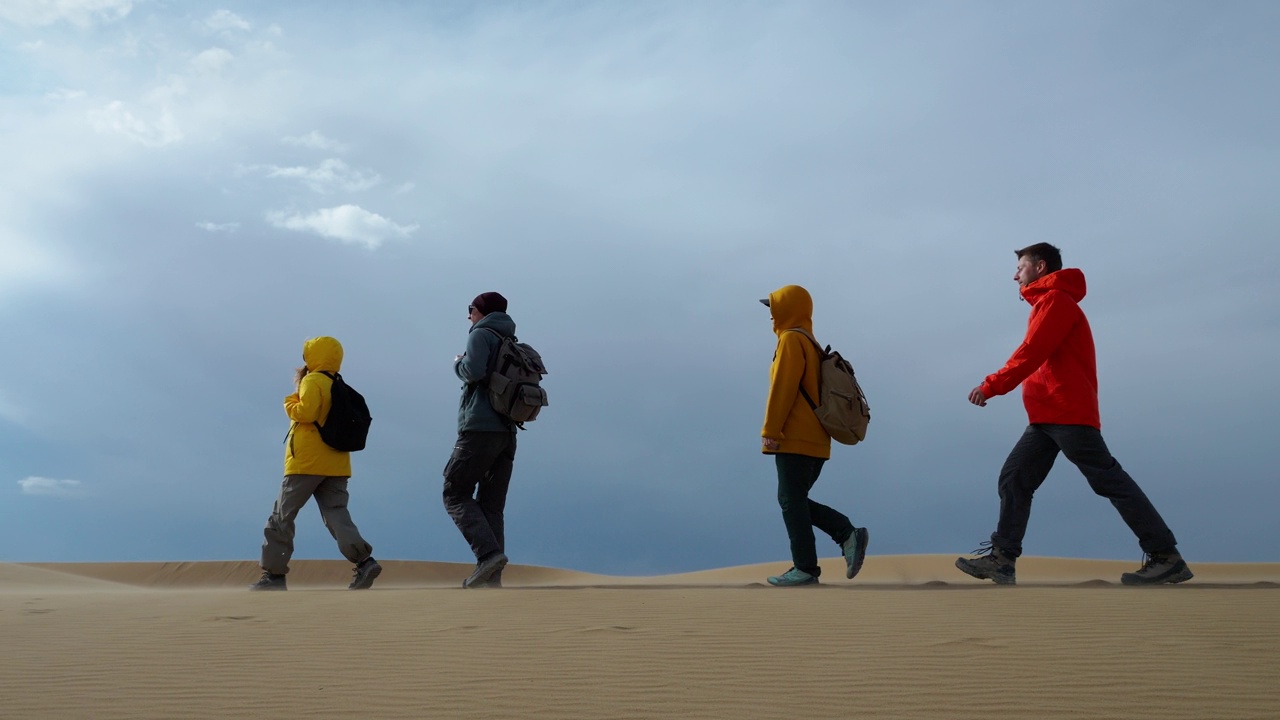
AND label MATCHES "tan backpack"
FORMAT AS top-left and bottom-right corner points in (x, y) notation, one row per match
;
(785, 329), (871, 446)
